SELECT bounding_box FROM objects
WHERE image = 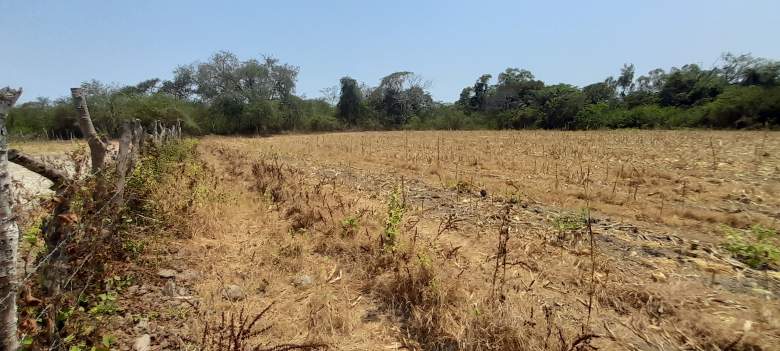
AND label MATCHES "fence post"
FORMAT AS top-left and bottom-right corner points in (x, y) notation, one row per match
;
(0, 86), (22, 351)
(71, 88), (107, 173)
